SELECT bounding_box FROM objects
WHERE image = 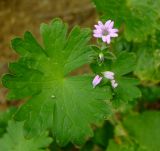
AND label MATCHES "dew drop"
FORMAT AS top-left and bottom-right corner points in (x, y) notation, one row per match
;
(51, 95), (55, 98)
